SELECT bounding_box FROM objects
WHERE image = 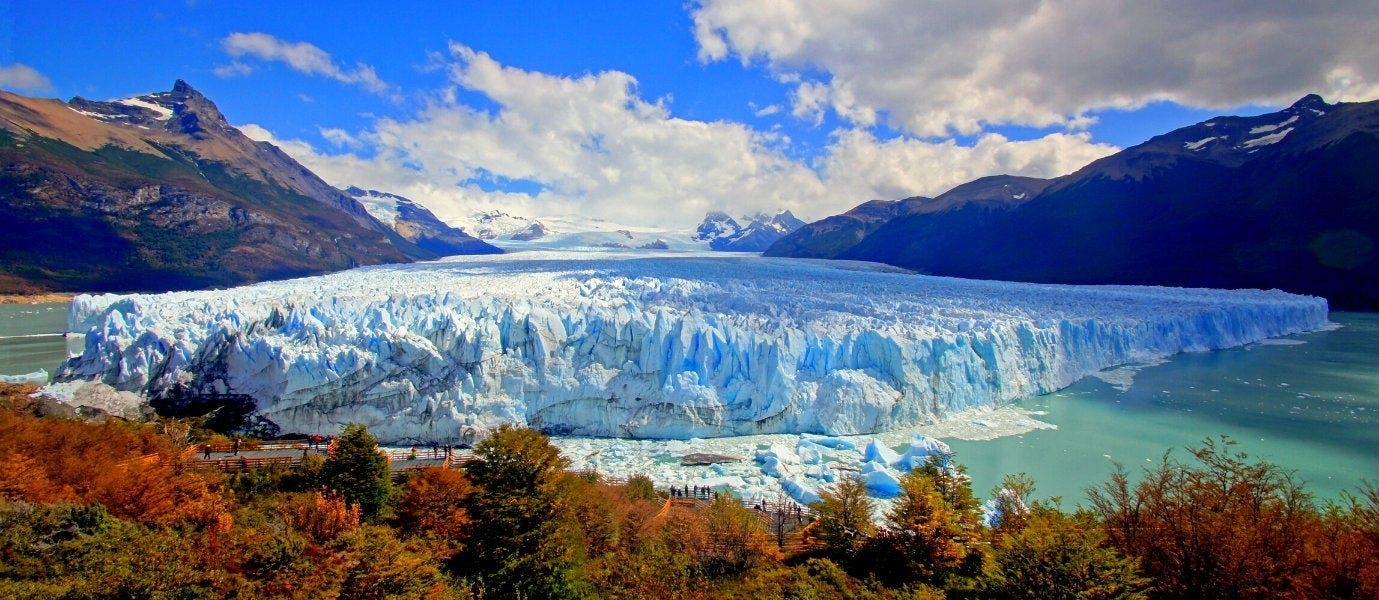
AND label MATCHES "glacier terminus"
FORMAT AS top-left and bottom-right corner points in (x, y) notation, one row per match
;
(54, 251), (1329, 444)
